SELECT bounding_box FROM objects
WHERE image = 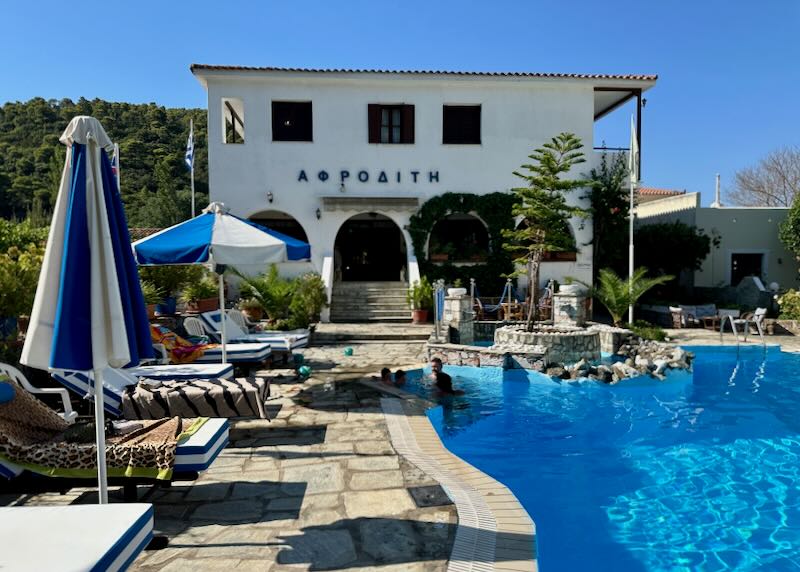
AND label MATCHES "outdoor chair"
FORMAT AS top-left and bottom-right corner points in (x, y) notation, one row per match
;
(150, 323), (272, 365)
(732, 307), (768, 341)
(200, 310), (310, 353)
(0, 363), (77, 424)
(227, 308), (261, 333)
